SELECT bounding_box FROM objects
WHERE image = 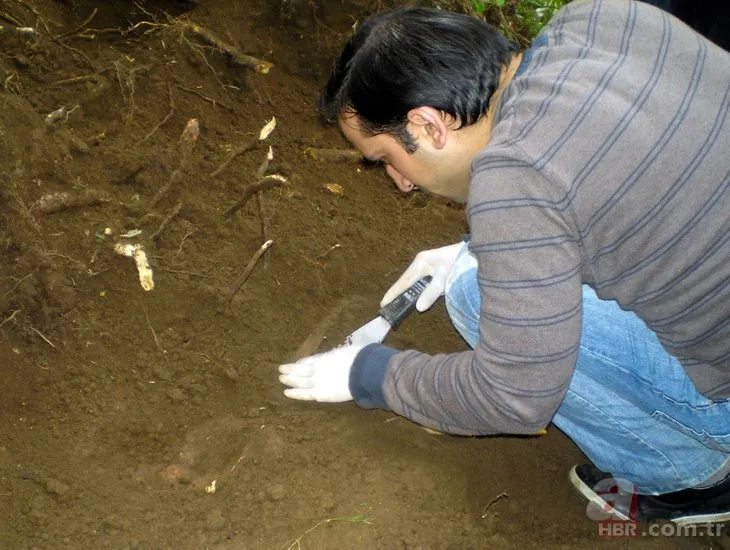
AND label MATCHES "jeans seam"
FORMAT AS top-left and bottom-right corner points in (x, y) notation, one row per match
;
(560, 388), (684, 493)
(578, 344), (620, 368)
(582, 347), (722, 411)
